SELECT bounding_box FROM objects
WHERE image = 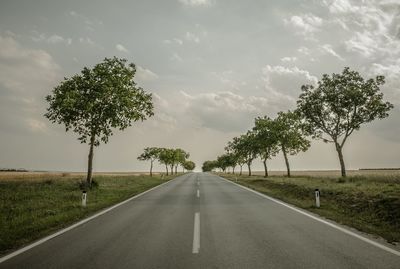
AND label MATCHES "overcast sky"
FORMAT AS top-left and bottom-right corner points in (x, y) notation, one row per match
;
(0, 0), (399, 172)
